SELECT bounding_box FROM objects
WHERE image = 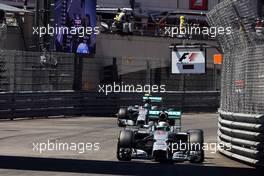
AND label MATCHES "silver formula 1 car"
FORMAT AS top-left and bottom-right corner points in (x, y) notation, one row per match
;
(116, 96), (165, 127)
(116, 110), (204, 163)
